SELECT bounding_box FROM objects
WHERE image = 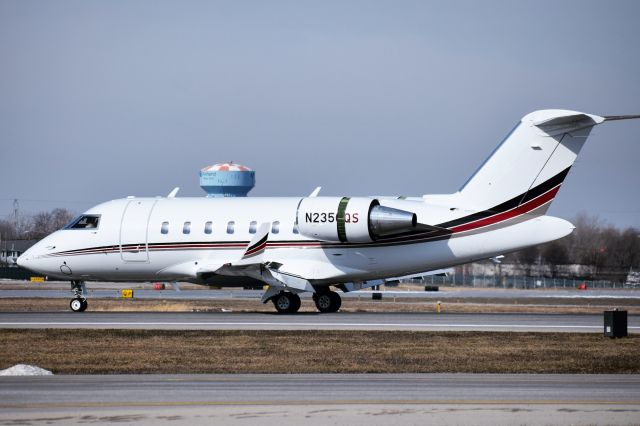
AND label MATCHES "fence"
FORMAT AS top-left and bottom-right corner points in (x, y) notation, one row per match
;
(418, 274), (635, 289)
(0, 267), (36, 280)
